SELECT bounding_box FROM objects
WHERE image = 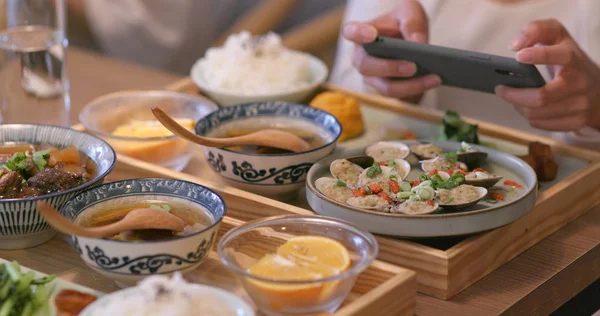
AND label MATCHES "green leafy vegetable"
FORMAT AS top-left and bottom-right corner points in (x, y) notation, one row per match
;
(149, 204), (171, 212)
(444, 152), (458, 164)
(32, 149), (50, 171)
(438, 111), (480, 144)
(0, 261), (56, 316)
(335, 179), (347, 187)
(4, 152), (27, 173)
(366, 163), (382, 178)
